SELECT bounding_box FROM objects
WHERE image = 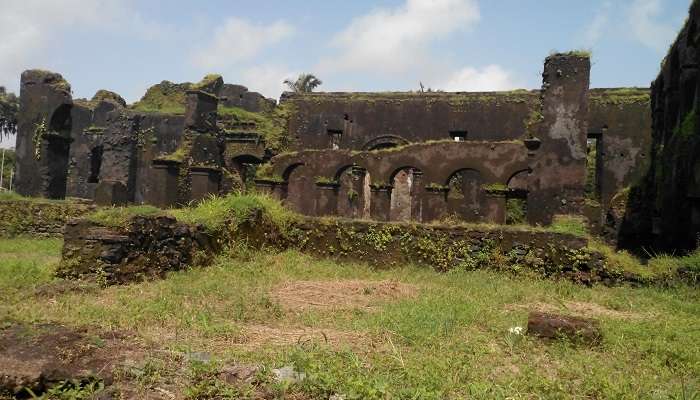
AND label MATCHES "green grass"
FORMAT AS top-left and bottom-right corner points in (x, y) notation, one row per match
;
(1, 237), (698, 399)
(171, 193), (299, 232)
(86, 205), (165, 228)
(549, 214), (589, 237)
